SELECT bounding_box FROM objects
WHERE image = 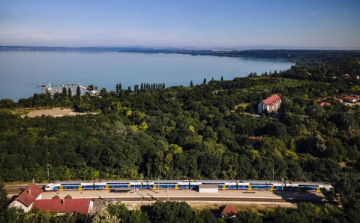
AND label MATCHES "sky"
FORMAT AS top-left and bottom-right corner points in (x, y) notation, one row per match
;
(0, 0), (360, 49)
